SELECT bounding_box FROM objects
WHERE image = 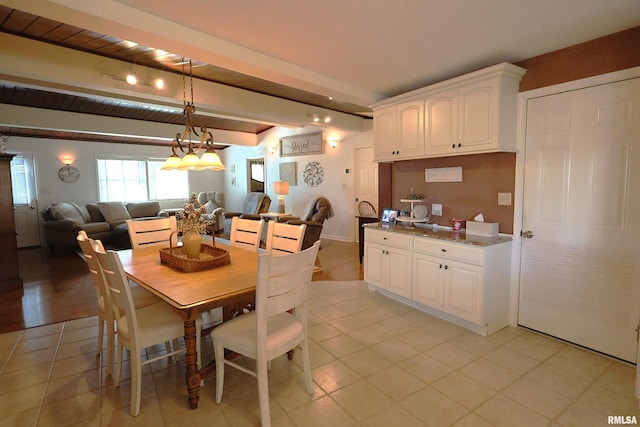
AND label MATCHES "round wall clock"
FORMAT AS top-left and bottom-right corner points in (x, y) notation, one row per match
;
(303, 161), (323, 187)
(58, 165), (80, 183)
